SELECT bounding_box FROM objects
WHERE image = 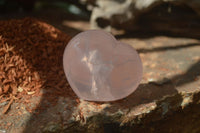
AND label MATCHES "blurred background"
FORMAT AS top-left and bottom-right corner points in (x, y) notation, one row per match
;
(0, 0), (200, 38)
